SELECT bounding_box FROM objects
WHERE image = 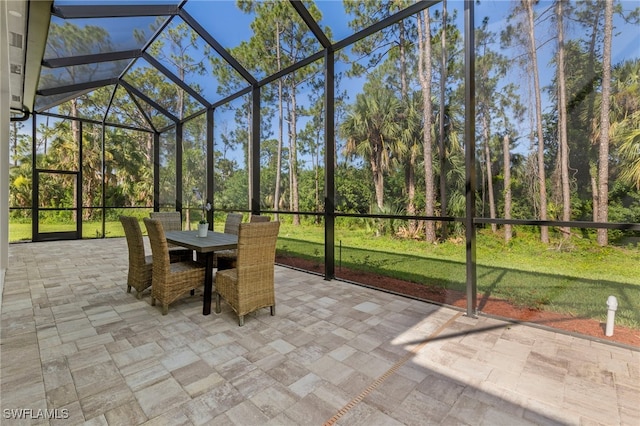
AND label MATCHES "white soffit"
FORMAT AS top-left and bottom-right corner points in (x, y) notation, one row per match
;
(7, 0), (51, 114)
